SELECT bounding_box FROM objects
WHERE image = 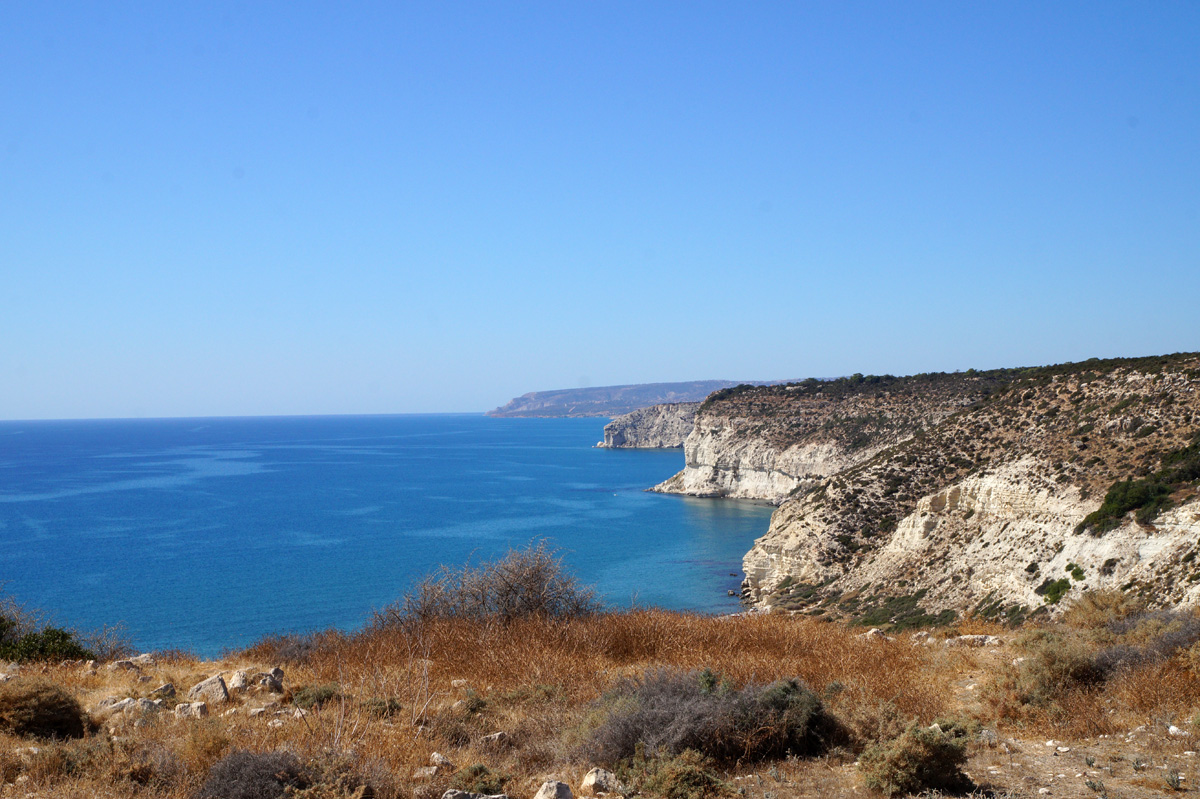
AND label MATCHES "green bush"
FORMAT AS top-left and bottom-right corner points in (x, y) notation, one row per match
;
(617, 748), (729, 799)
(451, 764), (509, 795)
(0, 626), (95, 663)
(1077, 435), (1200, 534)
(858, 720), (971, 797)
(292, 683), (341, 710)
(0, 679), (88, 739)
